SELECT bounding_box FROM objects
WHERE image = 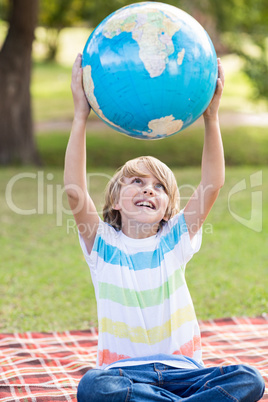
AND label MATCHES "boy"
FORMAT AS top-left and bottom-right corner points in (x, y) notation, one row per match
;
(64, 54), (265, 401)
